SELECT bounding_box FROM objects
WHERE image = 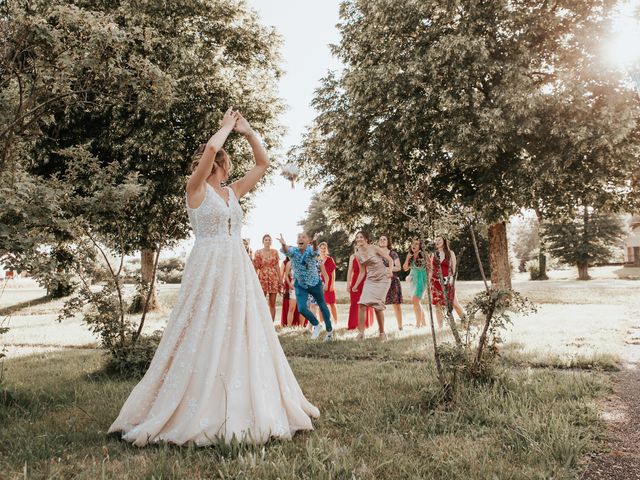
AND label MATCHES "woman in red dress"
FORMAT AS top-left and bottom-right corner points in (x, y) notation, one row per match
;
(428, 236), (466, 328)
(253, 234), (281, 320)
(280, 257), (305, 327)
(318, 242), (338, 325)
(346, 247), (374, 330)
